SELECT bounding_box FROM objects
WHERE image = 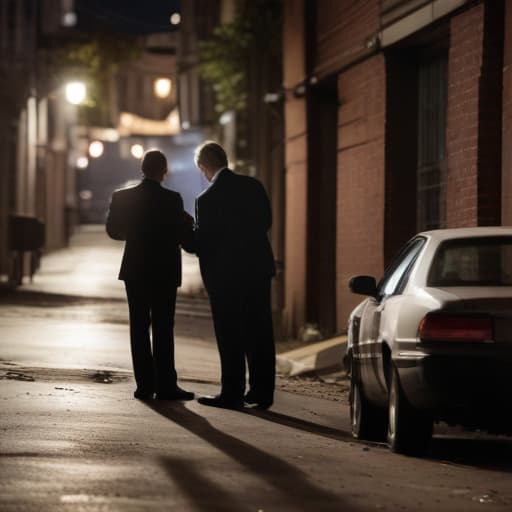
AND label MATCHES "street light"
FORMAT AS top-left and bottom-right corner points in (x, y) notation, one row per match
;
(170, 13), (181, 25)
(65, 81), (86, 105)
(154, 78), (172, 99)
(89, 140), (104, 158)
